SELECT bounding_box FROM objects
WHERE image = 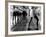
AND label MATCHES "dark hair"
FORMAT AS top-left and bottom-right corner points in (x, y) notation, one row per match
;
(22, 11), (27, 17)
(13, 11), (22, 16)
